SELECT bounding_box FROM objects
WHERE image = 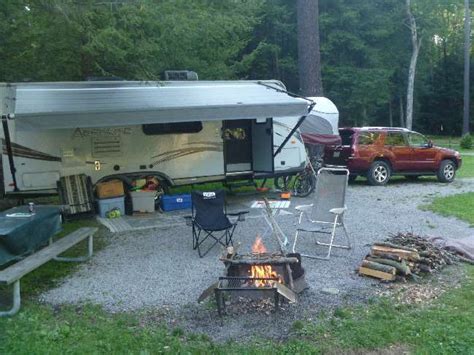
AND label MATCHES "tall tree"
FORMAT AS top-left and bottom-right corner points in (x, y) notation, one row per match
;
(463, 0), (471, 135)
(296, 0), (323, 96)
(405, 0), (422, 130)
